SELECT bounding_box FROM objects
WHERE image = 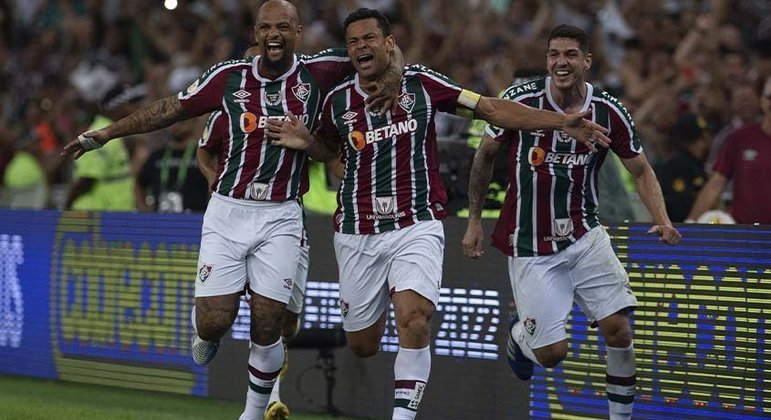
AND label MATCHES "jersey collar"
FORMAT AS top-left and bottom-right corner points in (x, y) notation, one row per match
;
(253, 54), (299, 83)
(545, 77), (593, 114)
